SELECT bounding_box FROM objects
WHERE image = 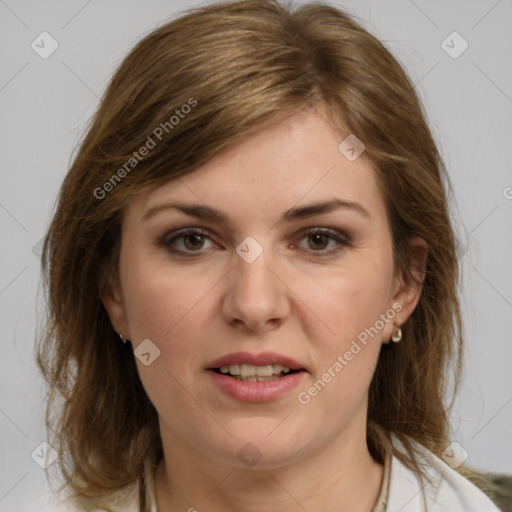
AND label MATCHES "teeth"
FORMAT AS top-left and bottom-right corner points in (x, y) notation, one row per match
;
(231, 375), (281, 382)
(218, 363), (292, 377)
(241, 364), (257, 377)
(272, 364), (283, 374)
(221, 364), (240, 375)
(256, 365), (273, 377)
